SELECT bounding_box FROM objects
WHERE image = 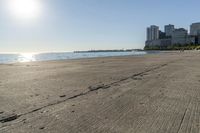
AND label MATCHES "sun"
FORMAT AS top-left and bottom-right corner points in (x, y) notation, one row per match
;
(6, 0), (42, 21)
